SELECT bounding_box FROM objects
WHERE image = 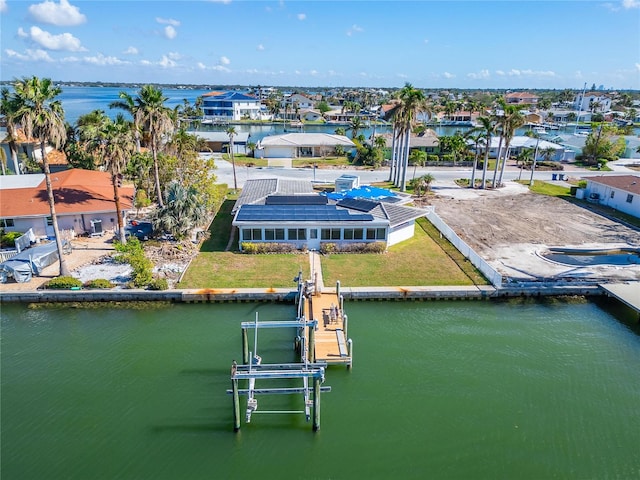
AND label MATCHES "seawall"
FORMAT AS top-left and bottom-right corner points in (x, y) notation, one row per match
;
(0, 284), (604, 304)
